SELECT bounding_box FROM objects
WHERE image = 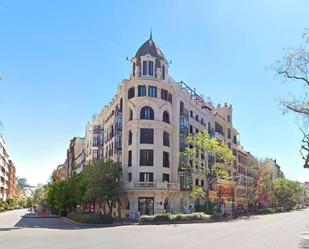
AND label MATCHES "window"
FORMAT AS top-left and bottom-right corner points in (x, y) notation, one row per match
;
(163, 174), (170, 182)
(233, 135), (237, 144)
(195, 179), (199, 186)
(201, 118), (204, 125)
(140, 128), (154, 144)
(138, 85), (146, 96)
(162, 64), (165, 80)
(139, 172), (153, 182)
(161, 89), (168, 101)
(195, 114), (199, 122)
(201, 180), (204, 187)
(128, 150), (132, 167)
(129, 109), (133, 121)
(140, 149), (154, 166)
(163, 111), (170, 123)
(128, 130), (132, 145)
(128, 87), (135, 99)
(190, 111), (193, 118)
(215, 122), (224, 136)
(227, 115), (231, 122)
(168, 93), (172, 103)
(148, 86), (157, 97)
(196, 128), (199, 134)
(142, 61), (148, 75)
(227, 128), (231, 139)
(128, 173), (132, 182)
(148, 61), (154, 76)
(132, 62), (136, 77)
(163, 151), (170, 168)
(163, 131), (170, 147)
(180, 101), (184, 114)
(93, 150), (98, 160)
(190, 125), (193, 134)
(140, 106), (154, 120)
(93, 136), (98, 146)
